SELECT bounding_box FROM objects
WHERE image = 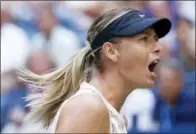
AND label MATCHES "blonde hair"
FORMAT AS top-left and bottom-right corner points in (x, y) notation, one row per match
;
(19, 8), (133, 128)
